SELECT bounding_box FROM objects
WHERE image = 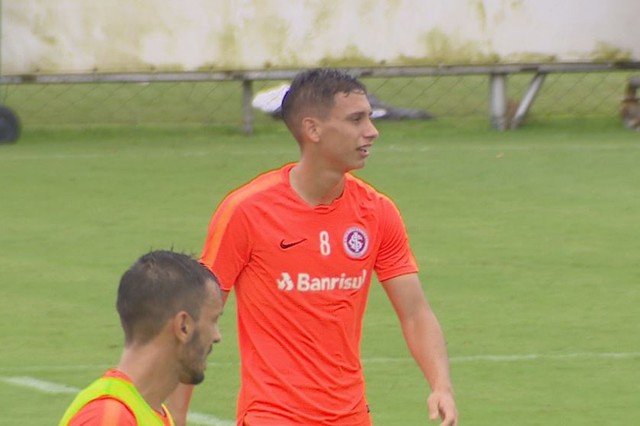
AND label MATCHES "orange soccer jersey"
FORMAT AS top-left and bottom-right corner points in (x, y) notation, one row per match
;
(201, 163), (418, 426)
